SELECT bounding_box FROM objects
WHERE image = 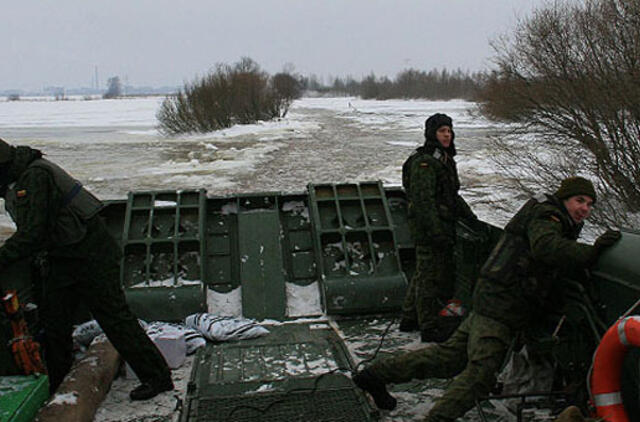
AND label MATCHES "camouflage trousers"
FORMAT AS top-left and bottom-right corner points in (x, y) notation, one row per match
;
(369, 312), (513, 422)
(40, 220), (171, 393)
(402, 244), (455, 332)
